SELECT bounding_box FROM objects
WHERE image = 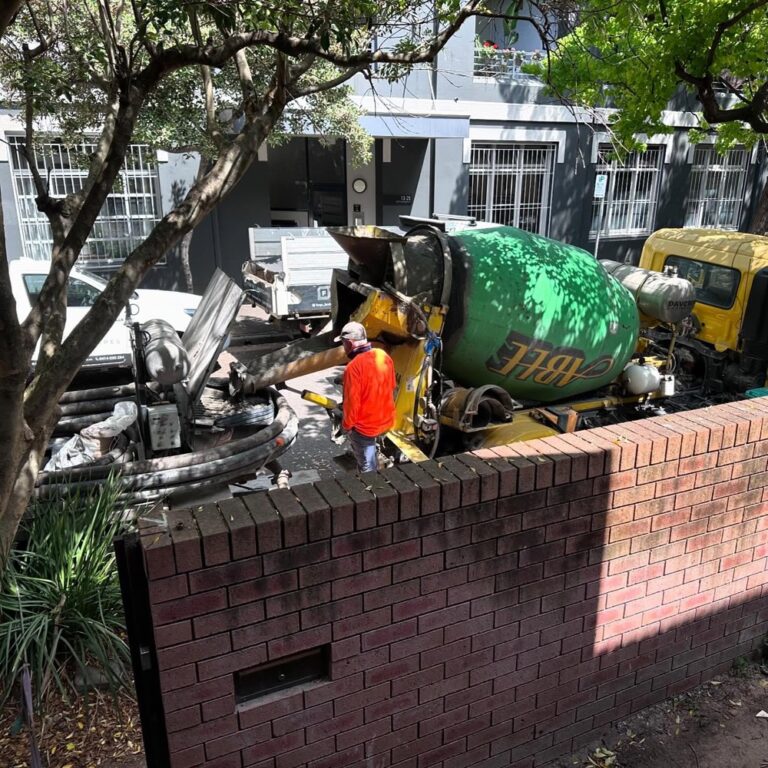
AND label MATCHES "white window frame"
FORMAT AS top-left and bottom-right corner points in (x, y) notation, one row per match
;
(684, 145), (749, 230)
(467, 142), (556, 236)
(590, 145), (663, 239)
(7, 136), (162, 266)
